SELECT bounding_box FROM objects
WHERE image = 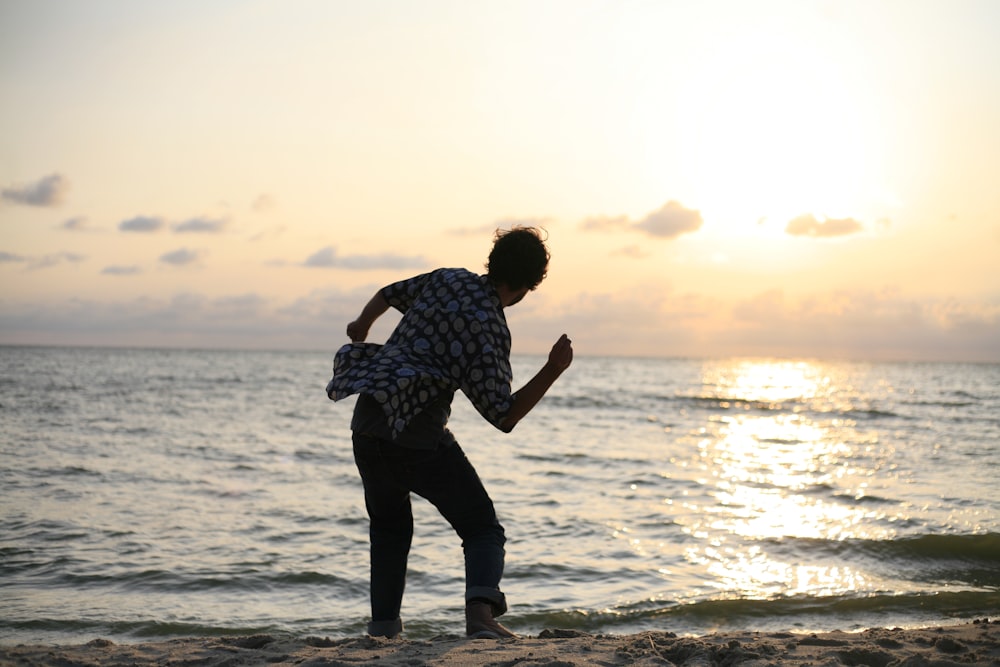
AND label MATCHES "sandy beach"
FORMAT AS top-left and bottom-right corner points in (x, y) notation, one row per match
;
(2, 621), (997, 666)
